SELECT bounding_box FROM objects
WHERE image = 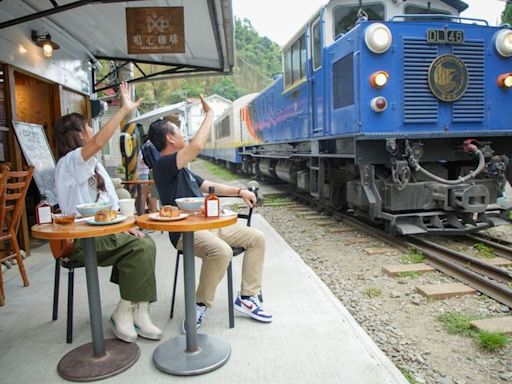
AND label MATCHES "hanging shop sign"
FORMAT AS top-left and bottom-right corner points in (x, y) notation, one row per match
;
(126, 7), (185, 54)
